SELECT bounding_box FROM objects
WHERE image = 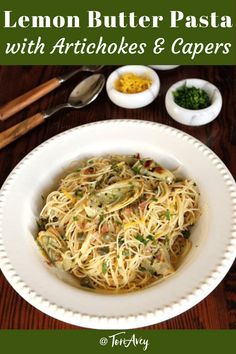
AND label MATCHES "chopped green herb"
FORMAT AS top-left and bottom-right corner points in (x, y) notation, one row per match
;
(182, 229), (191, 239)
(99, 214), (105, 223)
(98, 246), (110, 255)
(73, 216), (78, 222)
(118, 237), (124, 246)
(75, 189), (83, 197)
(147, 235), (154, 241)
(122, 249), (129, 257)
(193, 182), (197, 186)
(148, 268), (156, 275)
(132, 165), (141, 174)
(128, 181), (135, 190)
(102, 261), (108, 275)
(111, 163), (120, 172)
(135, 234), (148, 245)
(111, 194), (119, 202)
(151, 198), (158, 202)
(173, 85), (211, 110)
(165, 209), (171, 221)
